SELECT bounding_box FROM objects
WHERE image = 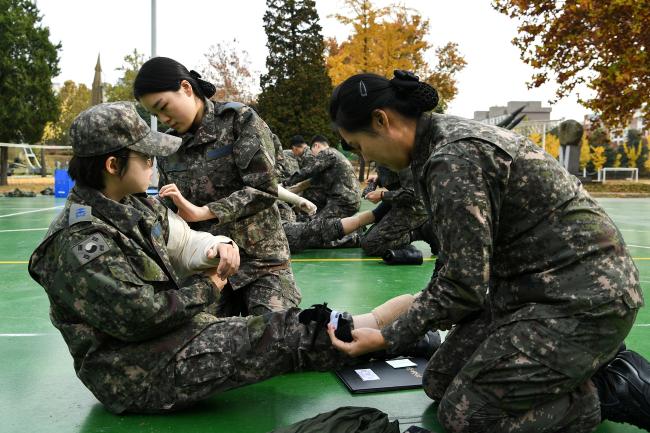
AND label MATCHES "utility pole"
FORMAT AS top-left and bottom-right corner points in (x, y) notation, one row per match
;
(150, 0), (157, 131)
